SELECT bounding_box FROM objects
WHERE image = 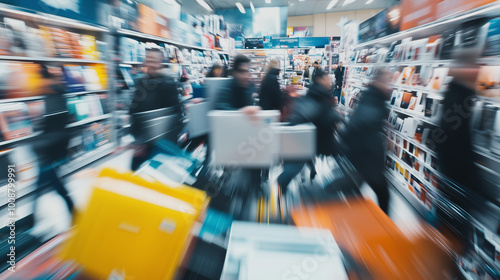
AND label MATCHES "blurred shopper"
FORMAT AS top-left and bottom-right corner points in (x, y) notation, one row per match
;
(215, 54), (259, 114)
(334, 61), (345, 101)
(342, 68), (392, 214)
(33, 64), (74, 217)
(215, 55), (266, 201)
(310, 61), (320, 85)
(277, 69), (343, 196)
(259, 59), (284, 110)
(206, 63), (223, 78)
(436, 65), (484, 241)
(129, 48), (182, 171)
